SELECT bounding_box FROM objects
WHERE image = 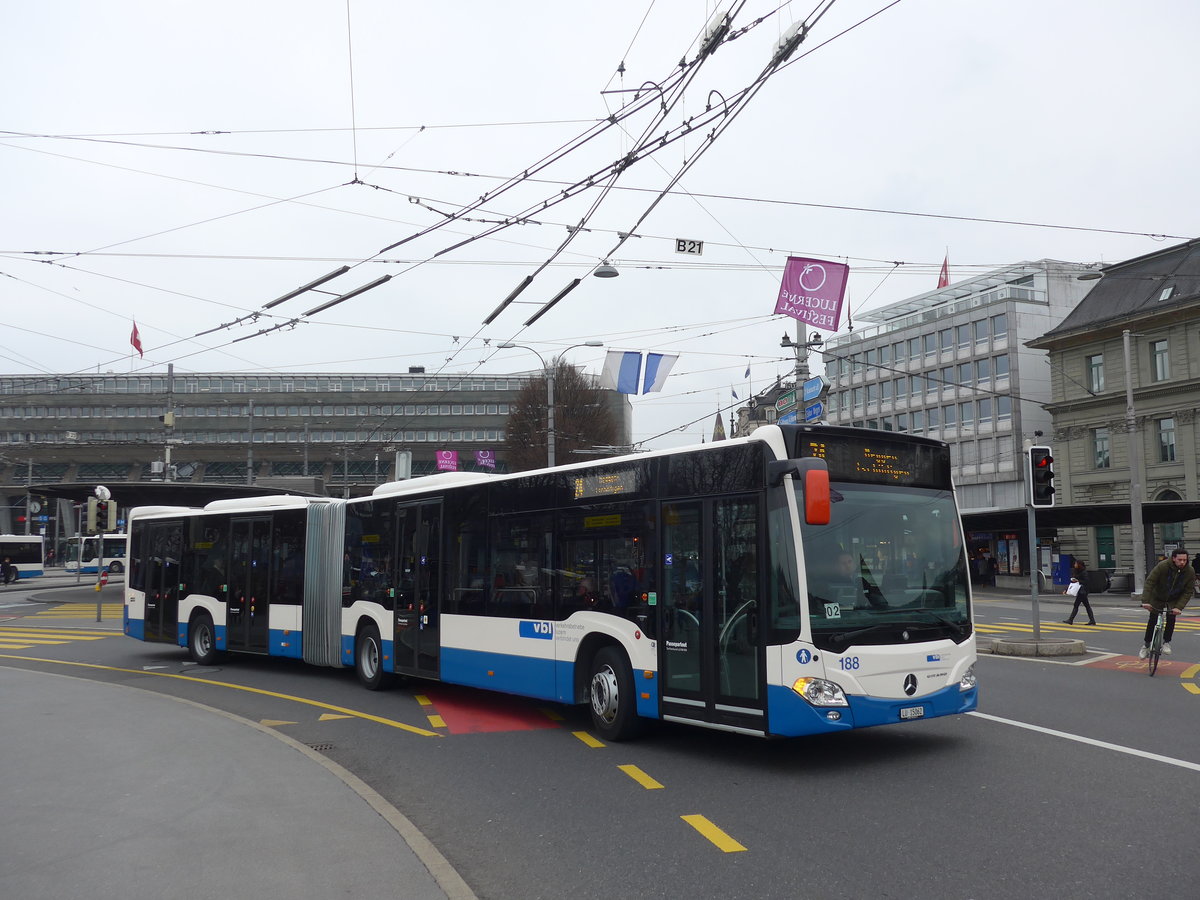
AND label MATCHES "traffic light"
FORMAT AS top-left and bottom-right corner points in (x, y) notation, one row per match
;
(1029, 445), (1055, 508)
(86, 497), (117, 533)
(97, 499), (117, 532)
